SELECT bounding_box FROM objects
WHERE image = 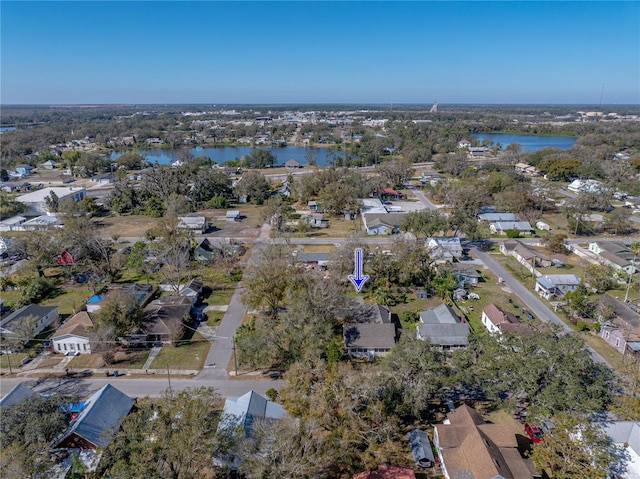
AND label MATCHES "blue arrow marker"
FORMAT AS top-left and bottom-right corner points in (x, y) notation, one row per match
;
(348, 248), (369, 292)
